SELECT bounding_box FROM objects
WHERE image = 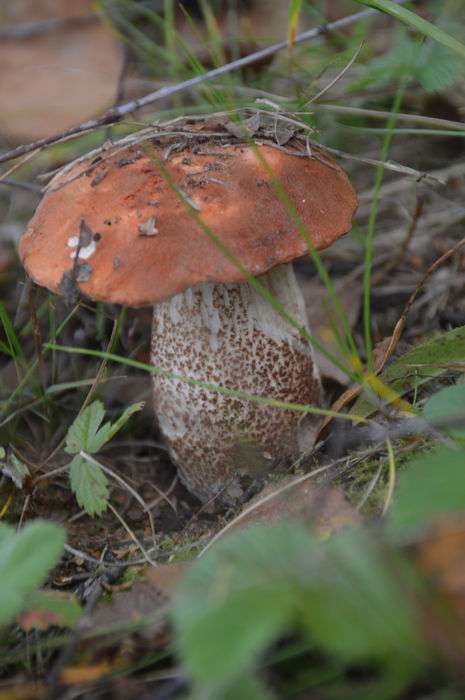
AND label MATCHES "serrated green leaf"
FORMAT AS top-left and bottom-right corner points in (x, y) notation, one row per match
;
(69, 454), (109, 517)
(65, 401), (105, 454)
(417, 42), (465, 92)
(90, 401), (144, 452)
(0, 520), (65, 626)
(65, 401), (143, 455)
(388, 447), (465, 540)
(352, 326), (465, 419)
